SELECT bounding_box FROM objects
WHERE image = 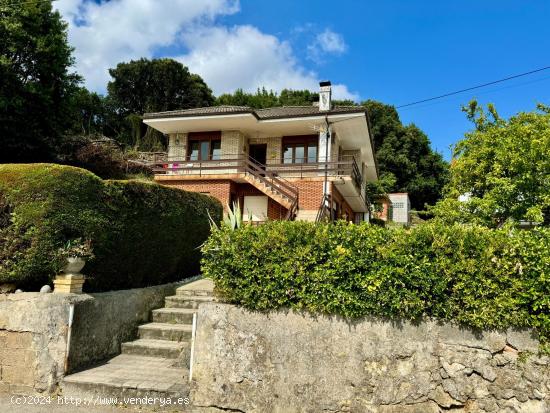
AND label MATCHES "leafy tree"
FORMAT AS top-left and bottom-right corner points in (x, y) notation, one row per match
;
(0, 0), (81, 162)
(362, 100), (449, 210)
(216, 87), (354, 108)
(107, 58), (214, 149)
(431, 102), (550, 227)
(66, 87), (107, 136)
